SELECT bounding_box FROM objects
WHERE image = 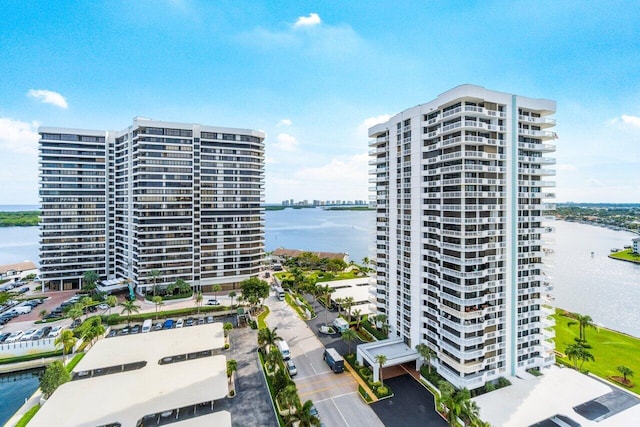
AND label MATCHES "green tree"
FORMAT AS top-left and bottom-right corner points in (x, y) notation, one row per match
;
(39, 309), (48, 321)
(316, 284), (334, 327)
(175, 278), (192, 295)
(152, 295), (164, 320)
(80, 296), (93, 318)
(223, 322), (234, 337)
(195, 291), (203, 316)
(258, 326), (282, 352)
(240, 277), (270, 307)
(352, 309), (363, 330)
(362, 256), (371, 273)
(341, 328), (358, 355)
(119, 300), (140, 326)
(106, 295), (117, 315)
(440, 387), (472, 427)
(67, 304), (83, 324)
(617, 365), (634, 382)
(567, 313), (597, 342)
(226, 359), (238, 380)
(416, 342), (436, 374)
(343, 296), (355, 320)
(565, 342), (595, 370)
(212, 284), (222, 300)
(40, 360), (71, 398)
(375, 354), (388, 387)
(266, 348), (282, 373)
(148, 269), (161, 297)
(325, 258), (346, 272)
(229, 291), (237, 307)
(55, 329), (77, 359)
(278, 383), (299, 413)
(82, 270), (99, 294)
(81, 317), (105, 344)
(287, 400), (321, 427)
